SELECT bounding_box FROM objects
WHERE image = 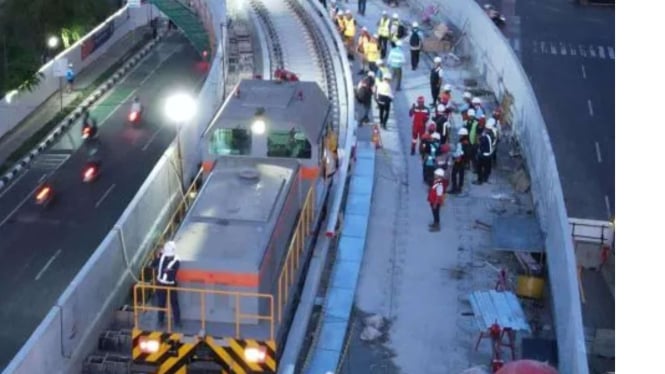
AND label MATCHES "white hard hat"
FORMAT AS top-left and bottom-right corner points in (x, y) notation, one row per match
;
(467, 108), (476, 117)
(392, 13), (399, 19)
(472, 97), (481, 104)
(383, 74), (393, 80)
(486, 118), (497, 129)
(395, 40), (403, 47)
(431, 132), (441, 140)
(163, 241), (176, 256)
(412, 21), (419, 27)
(436, 104), (446, 113)
(373, 33), (379, 38)
(362, 26), (367, 31)
(458, 128), (469, 136)
(345, 9), (351, 14)
(367, 71), (375, 77)
(463, 91), (472, 99)
(434, 168), (445, 177)
(337, 10), (343, 15)
(434, 56), (442, 64)
(382, 10), (388, 15)
(377, 59), (384, 65)
(443, 84), (452, 91)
